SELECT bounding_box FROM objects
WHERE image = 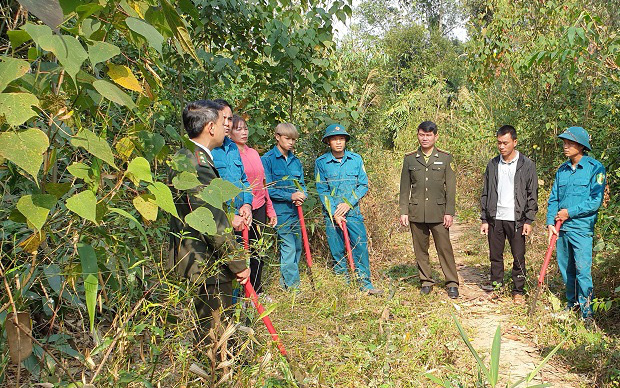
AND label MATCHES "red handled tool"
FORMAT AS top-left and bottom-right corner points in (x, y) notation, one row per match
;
(340, 220), (356, 273)
(296, 205), (316, 290)
(529, 220), (563, 315)
(241, 224), (287, 356)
